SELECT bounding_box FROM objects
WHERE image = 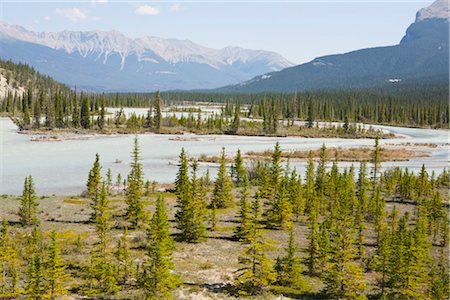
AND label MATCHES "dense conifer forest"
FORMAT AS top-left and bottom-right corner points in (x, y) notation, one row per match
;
(1, 137), (448, 299)
(1, 59), (448, 134)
